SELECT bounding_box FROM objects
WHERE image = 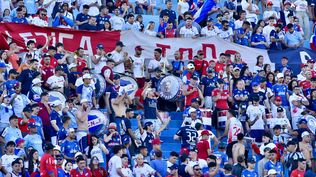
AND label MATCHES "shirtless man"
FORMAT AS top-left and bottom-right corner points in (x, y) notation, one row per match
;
(111, 88), (132, 119)
(76, 99), (90, 142)
(299, 131), (313, 168)
(232, 133), (245, 164)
